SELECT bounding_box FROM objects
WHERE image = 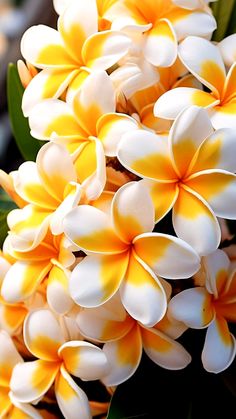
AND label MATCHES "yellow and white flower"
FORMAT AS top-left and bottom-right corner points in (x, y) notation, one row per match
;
(118, 106), (236, 255)
(77, 294), (190, 385)
(28, 71), (139, 193)
(0, 330), (43, 418)
(21, 0), (131, 115)
(1, 232), (75, 314)
(64, 181), (200, 327)
(7, 142), (81, 252)
(169, 249), (236, 373)
(110, 0), (216, 67)
(10, 309), (109, 419)
(155, 36), (236, 129)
